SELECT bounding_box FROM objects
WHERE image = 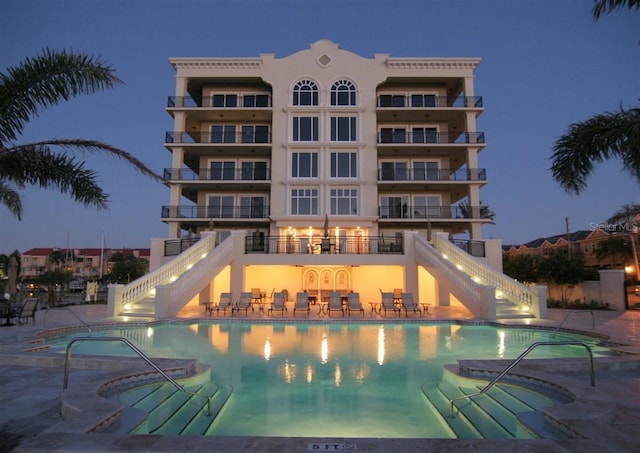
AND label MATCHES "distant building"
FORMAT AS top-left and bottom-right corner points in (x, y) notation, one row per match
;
(19, 247), (150, 281)
(502, 229), (626, 268)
